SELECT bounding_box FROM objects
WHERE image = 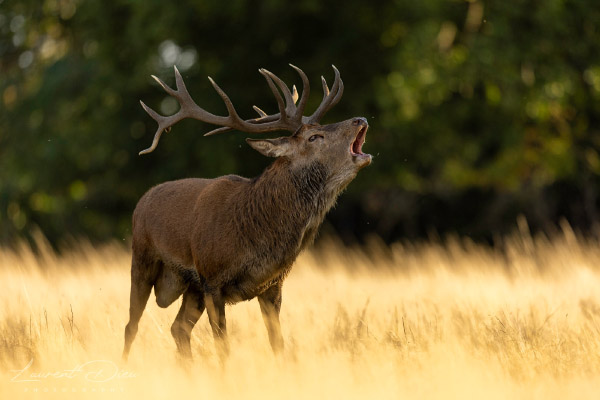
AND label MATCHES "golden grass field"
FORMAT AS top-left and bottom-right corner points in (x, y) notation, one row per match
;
(2, 224), (600, 399)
